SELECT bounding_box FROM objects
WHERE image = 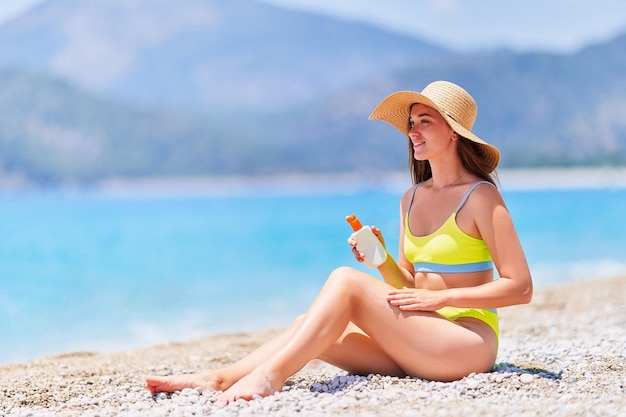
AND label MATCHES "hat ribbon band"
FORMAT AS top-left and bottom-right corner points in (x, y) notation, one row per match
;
(441, 109), (460, 125)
